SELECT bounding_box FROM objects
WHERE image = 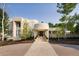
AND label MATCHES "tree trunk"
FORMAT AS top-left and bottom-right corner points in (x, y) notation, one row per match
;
(2, 4), (5, 41)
